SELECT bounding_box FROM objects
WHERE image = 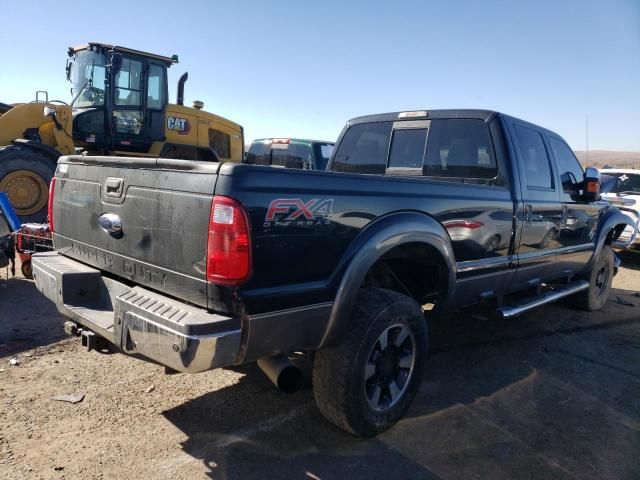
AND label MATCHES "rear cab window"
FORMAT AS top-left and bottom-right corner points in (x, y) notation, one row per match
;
(387, 121), (429, 174)
(245, 141), (271, 165)
(330, 117), (500, 183)
(245, 140), (323, 169)
(332, 123), (391, 174)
